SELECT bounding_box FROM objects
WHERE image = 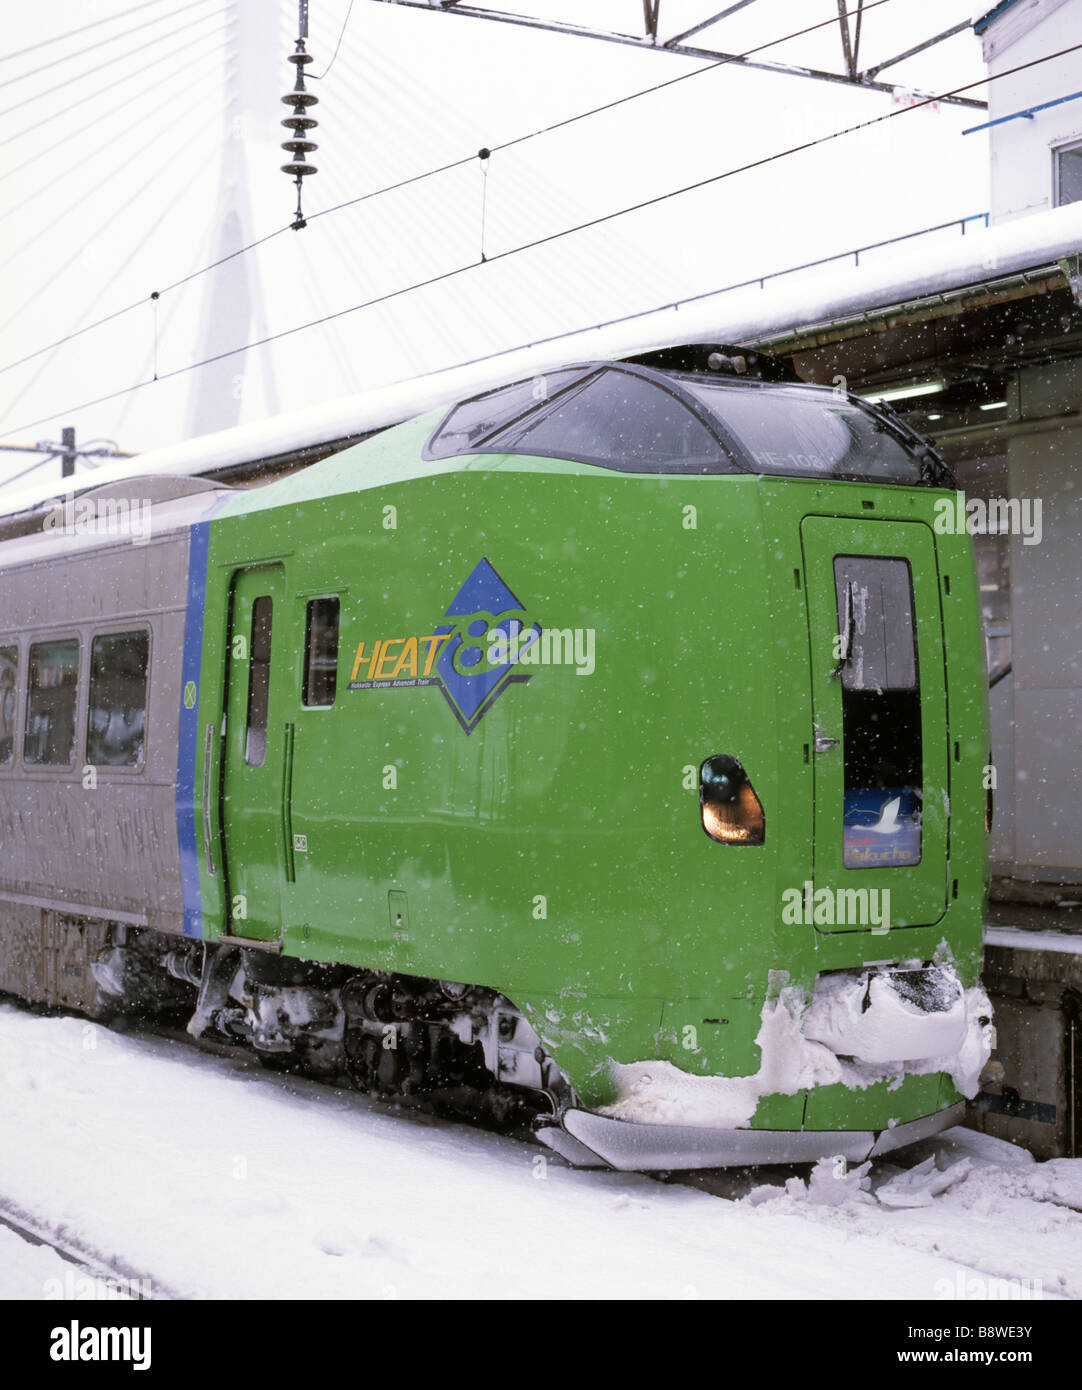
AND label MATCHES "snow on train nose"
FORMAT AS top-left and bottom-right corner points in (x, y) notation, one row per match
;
(535, 963), (991, 1170)
(802, 964), (967, 1064)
